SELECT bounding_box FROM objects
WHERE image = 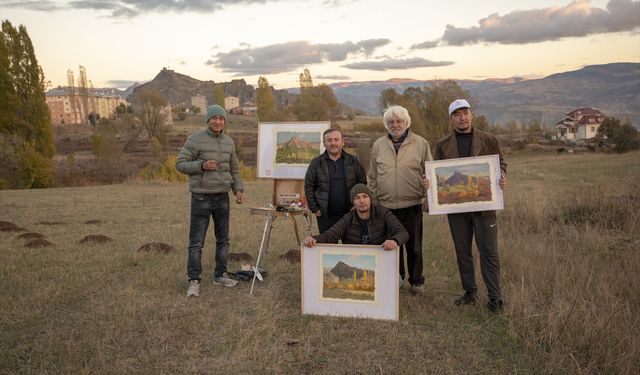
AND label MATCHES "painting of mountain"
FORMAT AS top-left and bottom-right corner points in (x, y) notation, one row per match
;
(274, 131), (321, 165)
(435, 163), (493, 205)
(322, 256), (376, 302)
